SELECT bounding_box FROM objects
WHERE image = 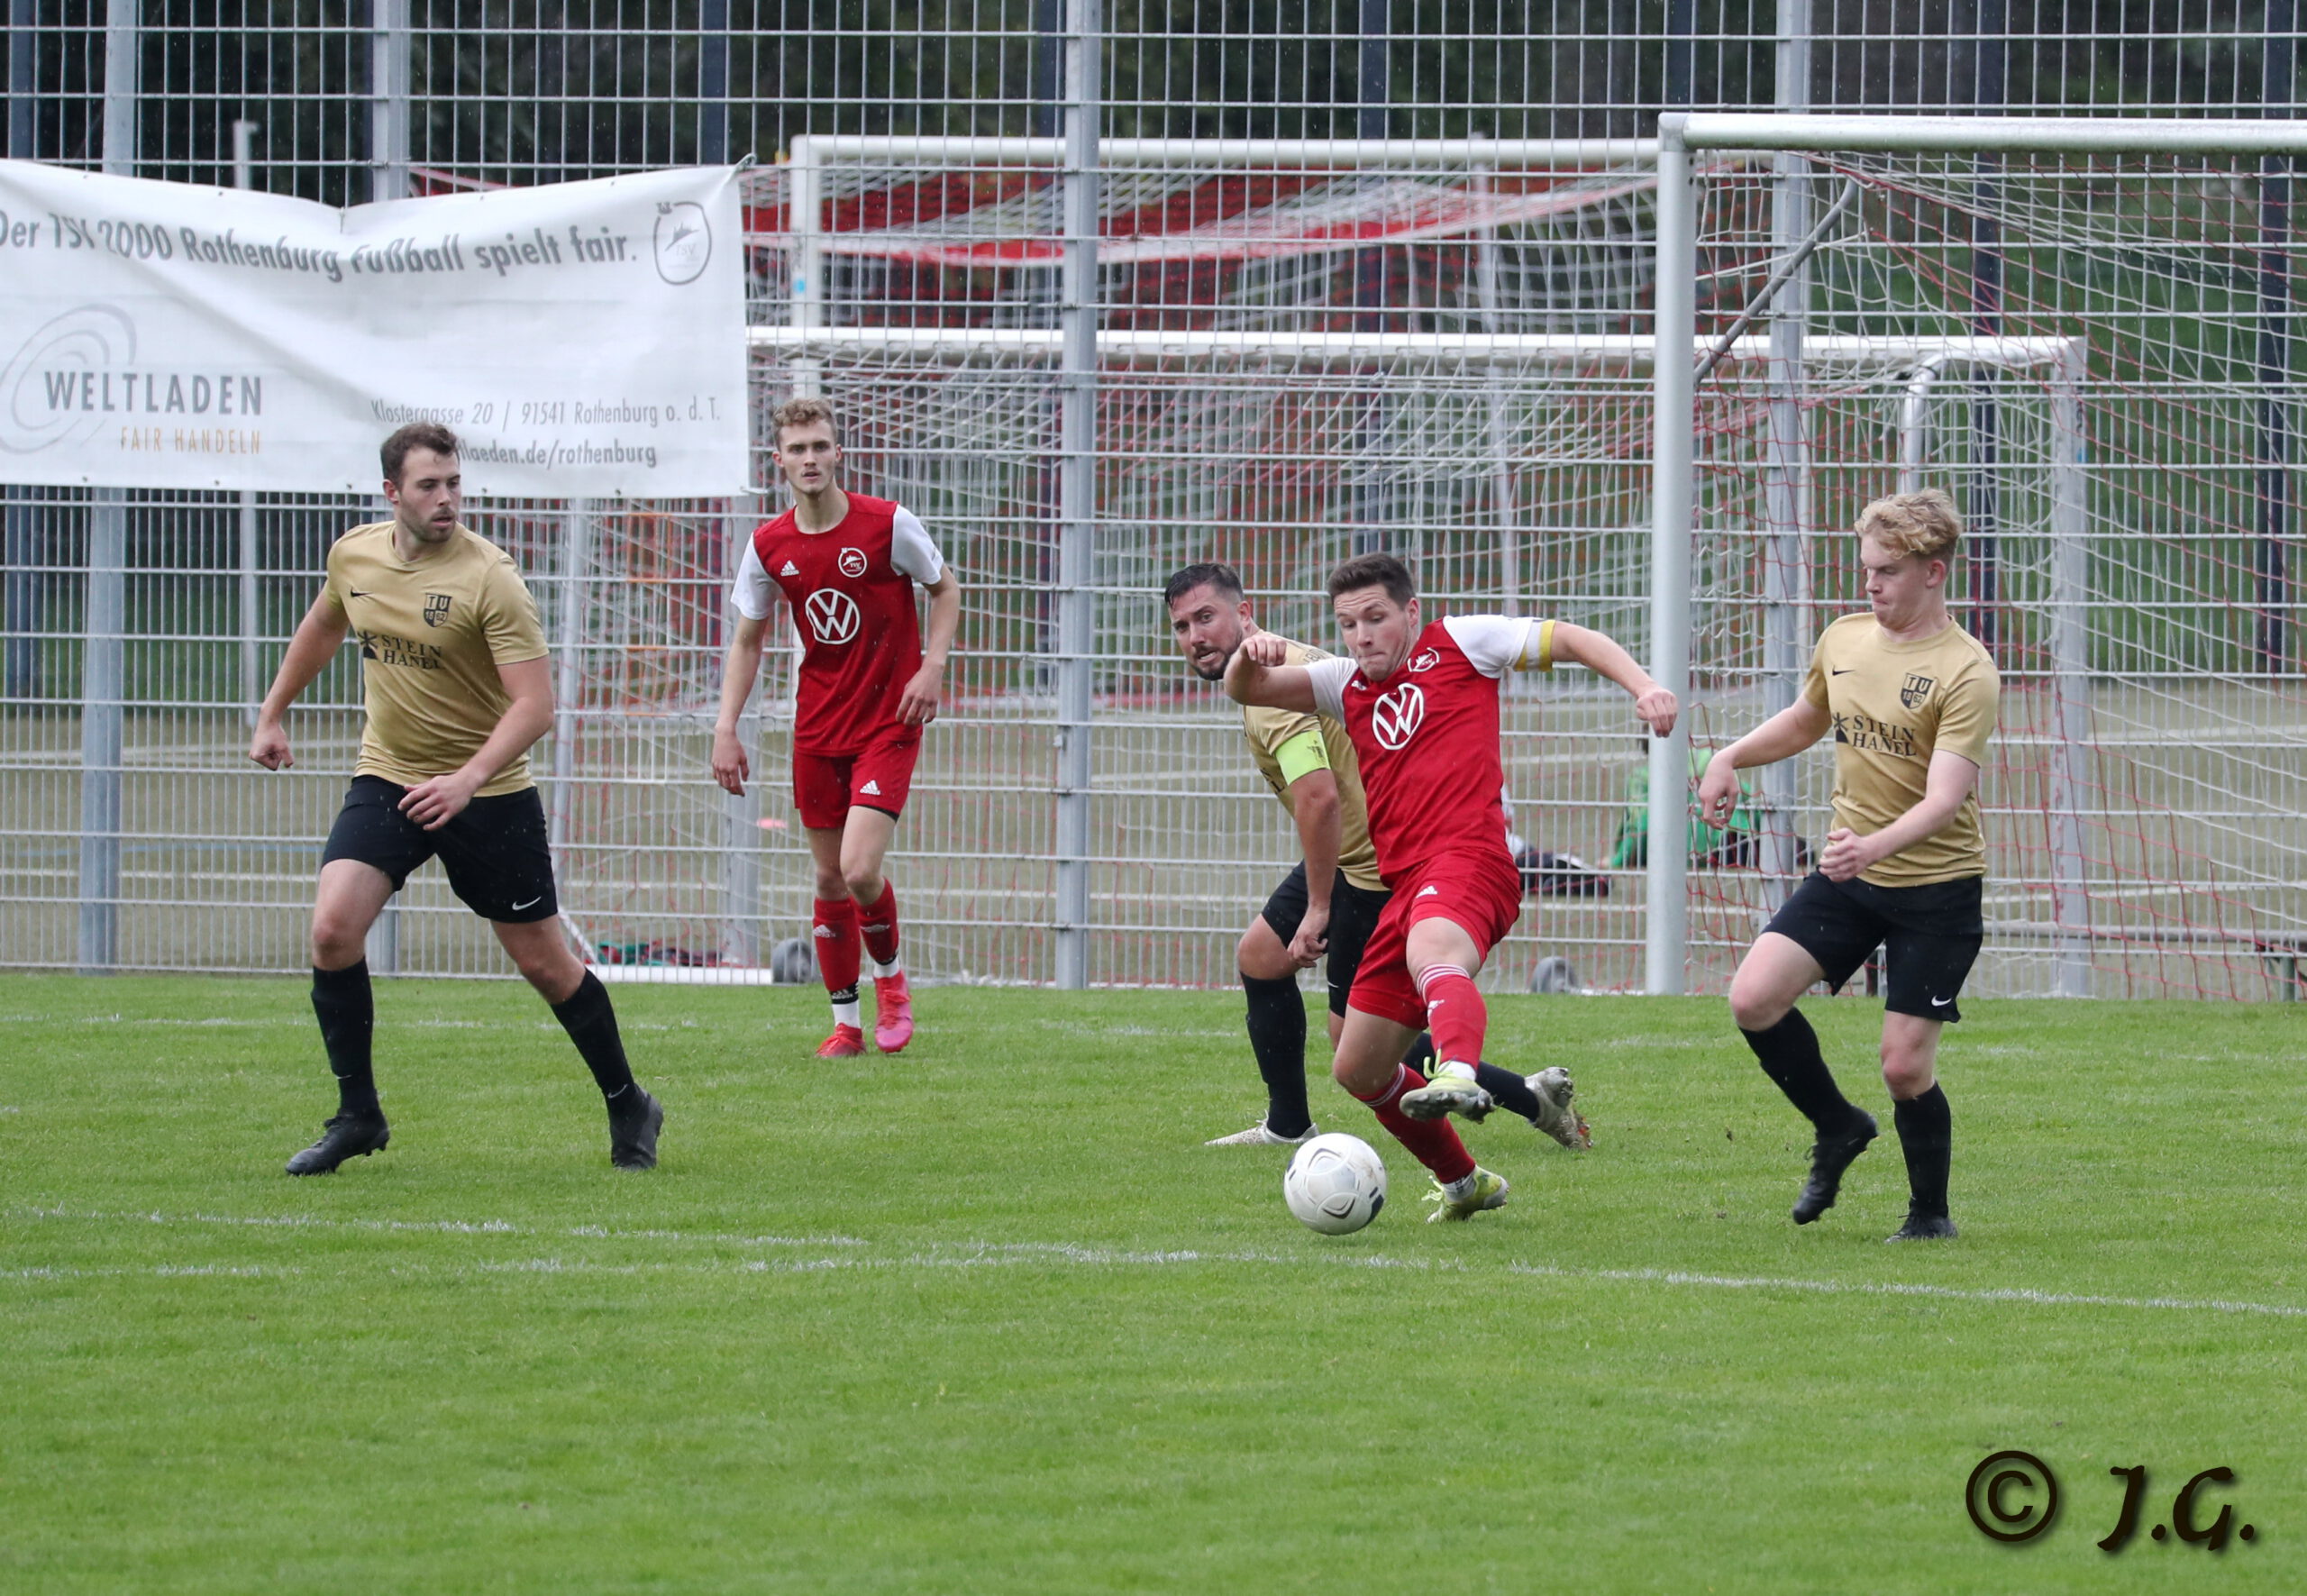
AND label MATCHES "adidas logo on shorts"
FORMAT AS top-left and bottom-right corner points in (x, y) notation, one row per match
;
(1418, 884), (1440, 898)
(861, 780), (882, 796)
